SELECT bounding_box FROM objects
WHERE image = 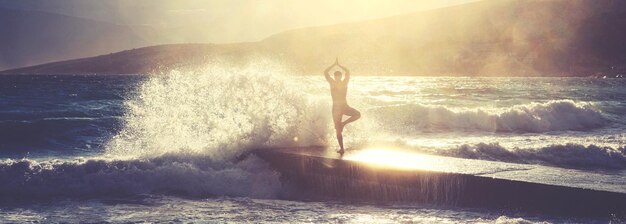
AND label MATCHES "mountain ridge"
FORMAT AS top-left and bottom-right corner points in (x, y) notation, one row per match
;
(2, 0), (626, 76)
(0, 7), (165, 70)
